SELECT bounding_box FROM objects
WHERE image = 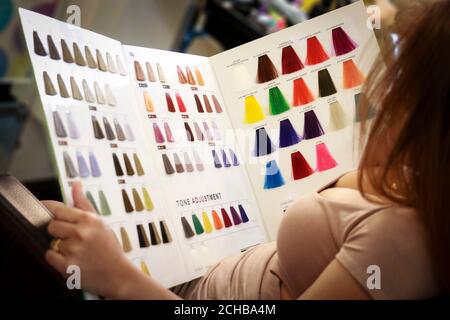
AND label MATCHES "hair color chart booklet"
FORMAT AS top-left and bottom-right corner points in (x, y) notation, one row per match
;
(19, 0), (379, 290)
